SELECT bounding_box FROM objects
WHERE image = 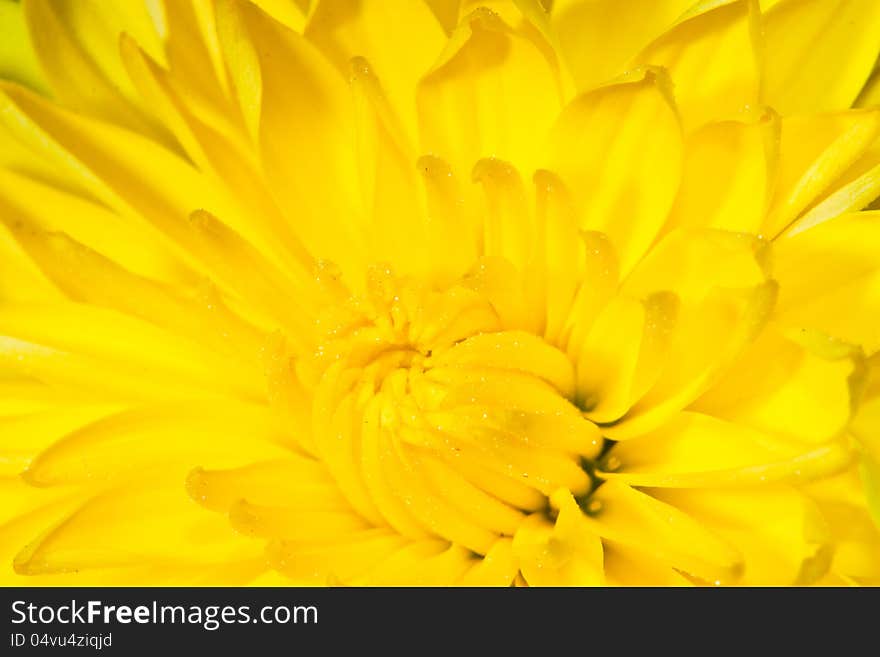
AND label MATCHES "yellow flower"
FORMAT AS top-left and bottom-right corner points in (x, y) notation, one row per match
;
(1, 0), (880, 586)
